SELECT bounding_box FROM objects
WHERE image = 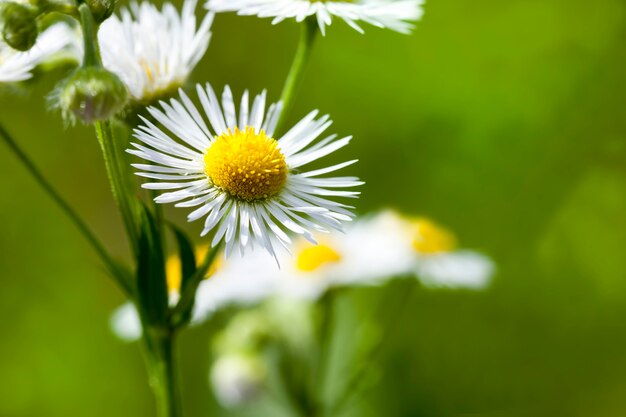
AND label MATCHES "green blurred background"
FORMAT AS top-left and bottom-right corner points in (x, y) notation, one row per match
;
(2, 0), (626, 415)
